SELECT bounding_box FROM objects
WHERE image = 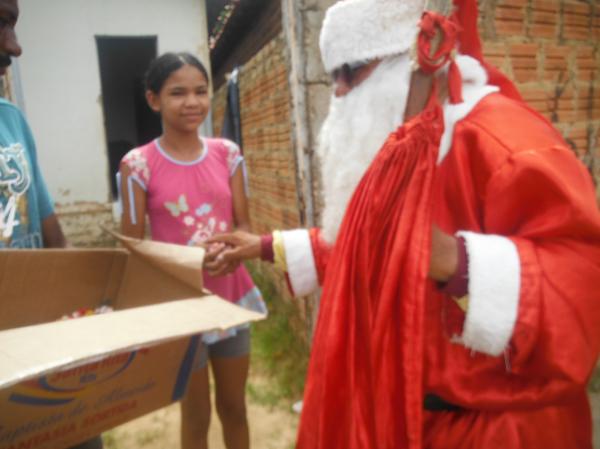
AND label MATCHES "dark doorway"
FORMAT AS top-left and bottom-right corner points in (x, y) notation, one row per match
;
(96, 36), (162, 198)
